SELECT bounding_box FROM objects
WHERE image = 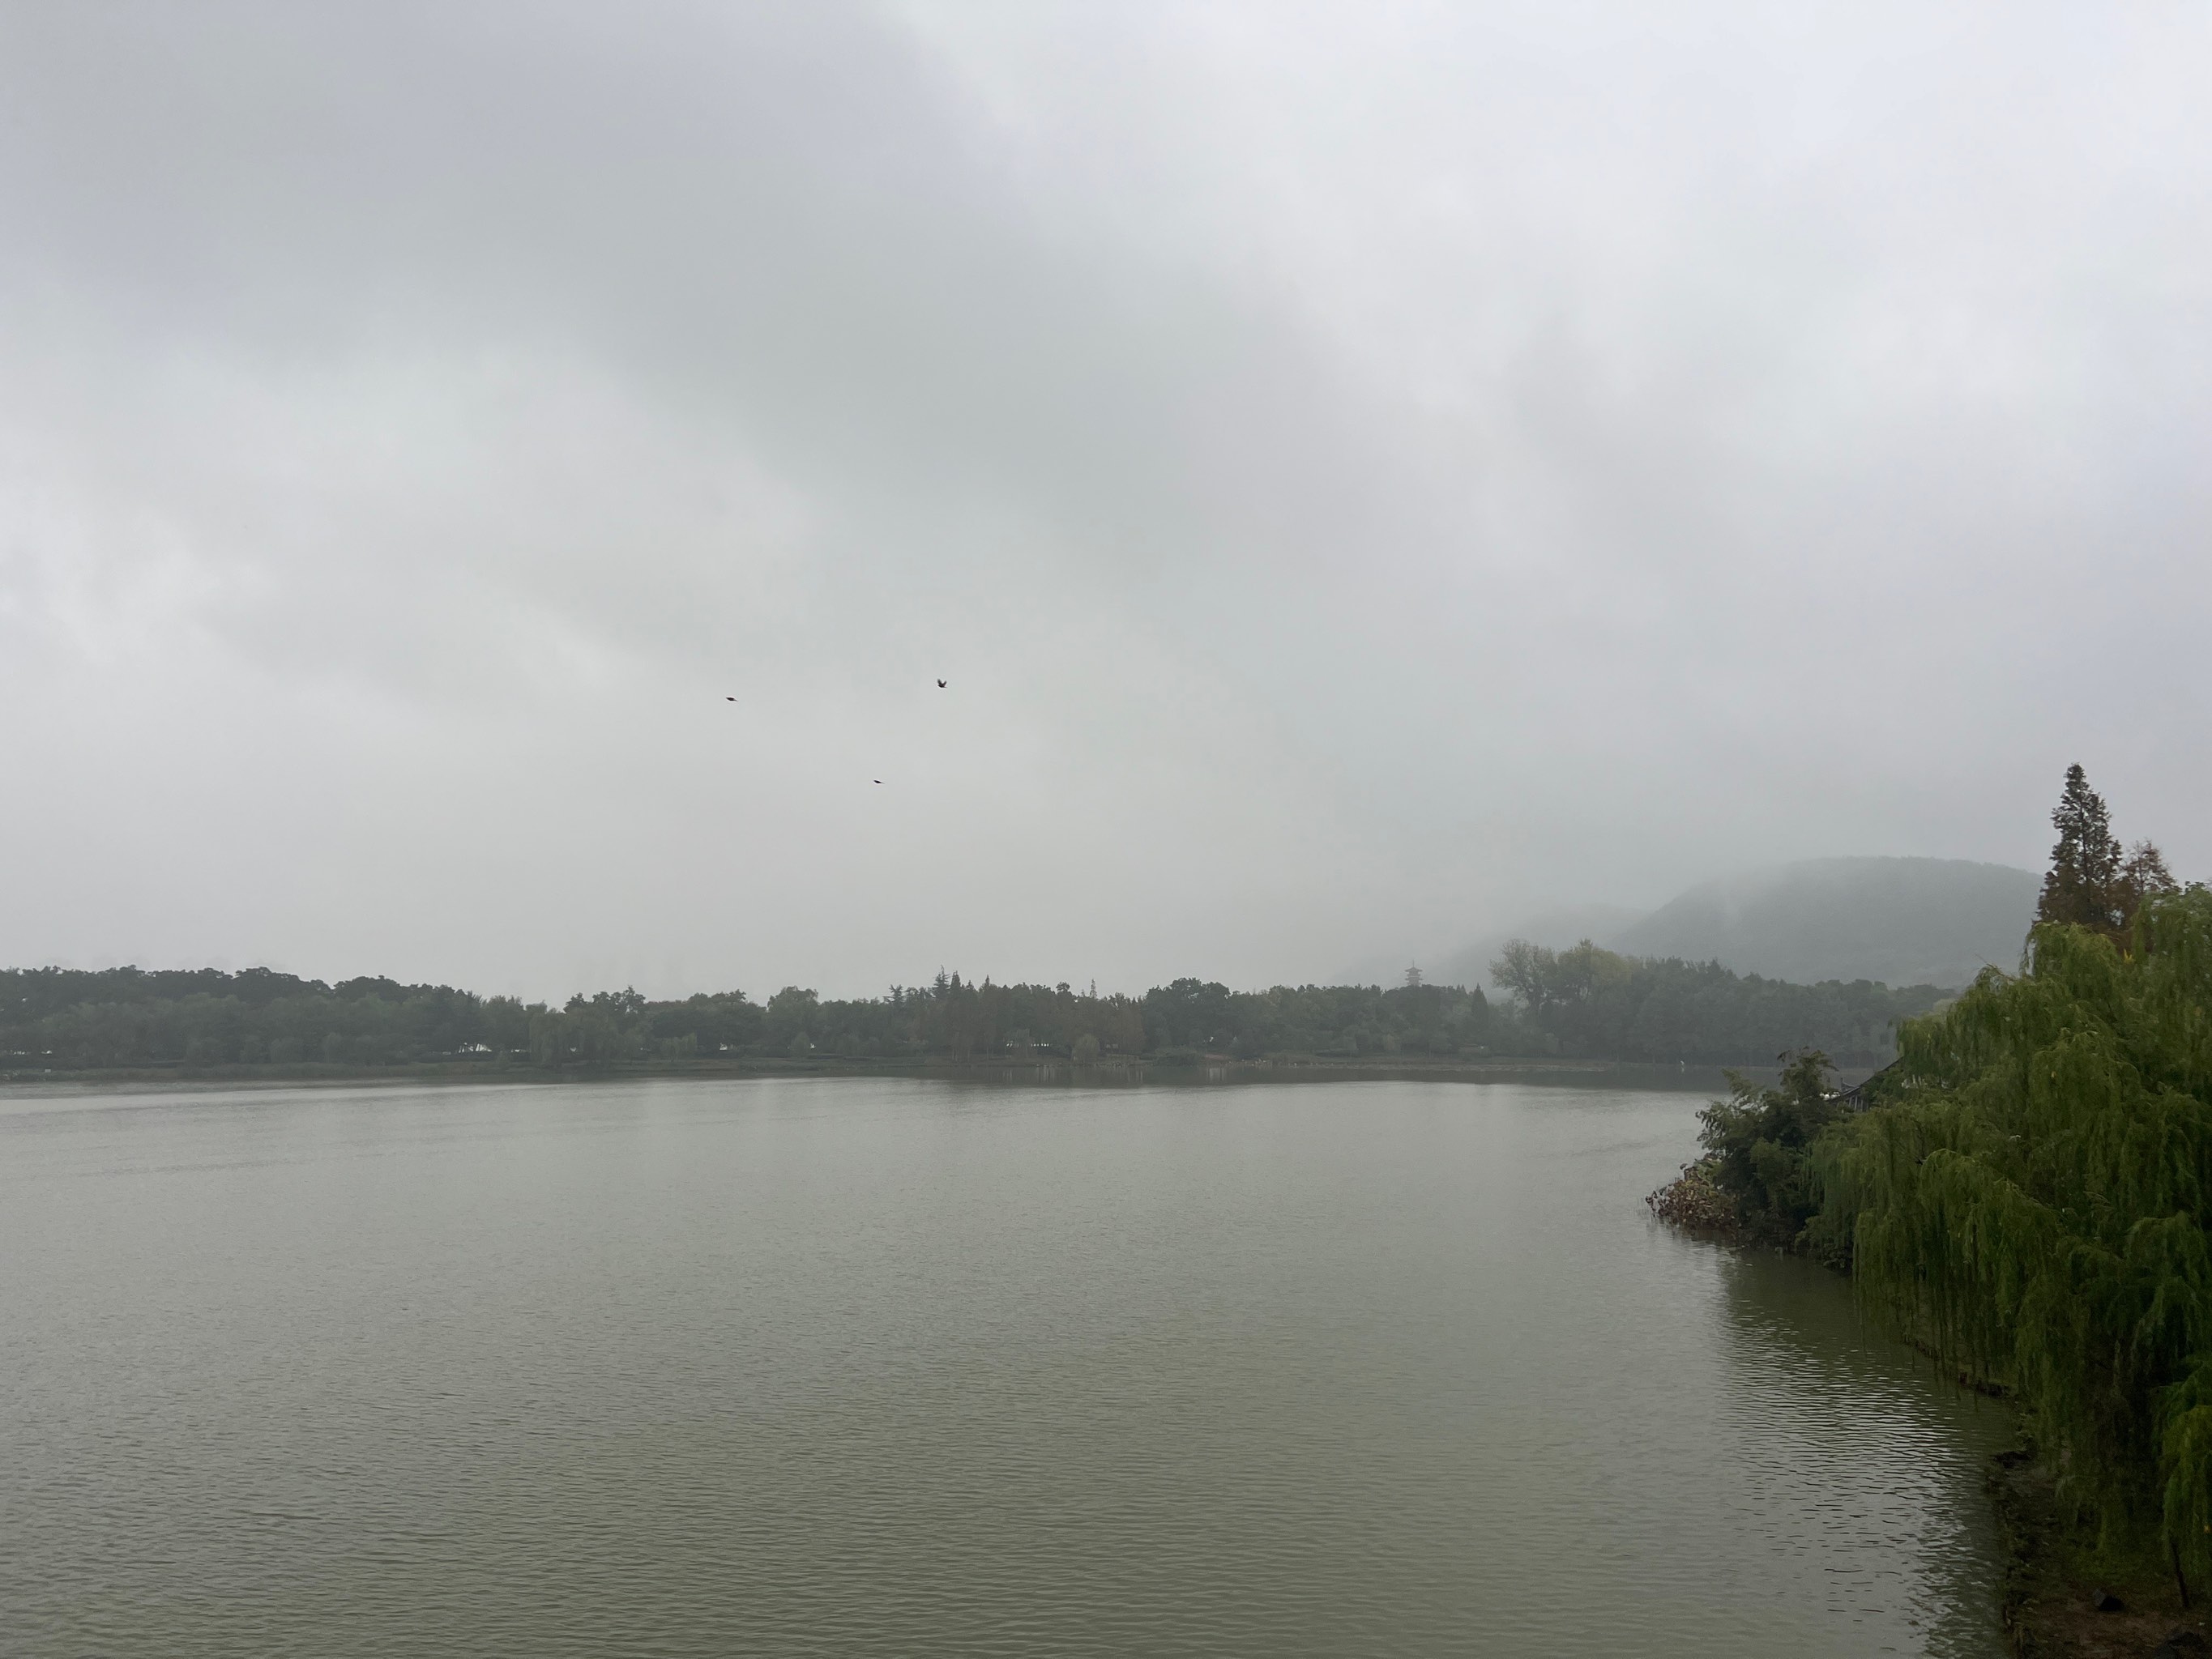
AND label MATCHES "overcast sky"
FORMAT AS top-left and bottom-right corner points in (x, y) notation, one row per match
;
(2, 2), (2206, 1000)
